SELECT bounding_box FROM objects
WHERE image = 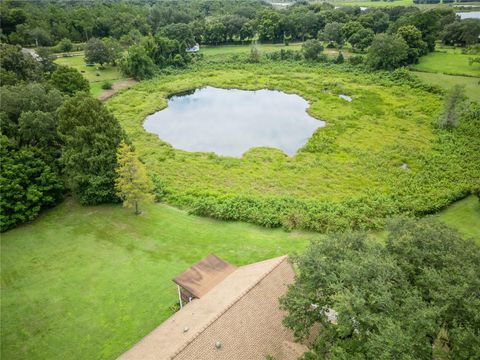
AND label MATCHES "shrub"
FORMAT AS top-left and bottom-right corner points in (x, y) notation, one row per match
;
(302, 39), (324, 61)
(101, 81), (113, 90)
(348, 55), (364, 65)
